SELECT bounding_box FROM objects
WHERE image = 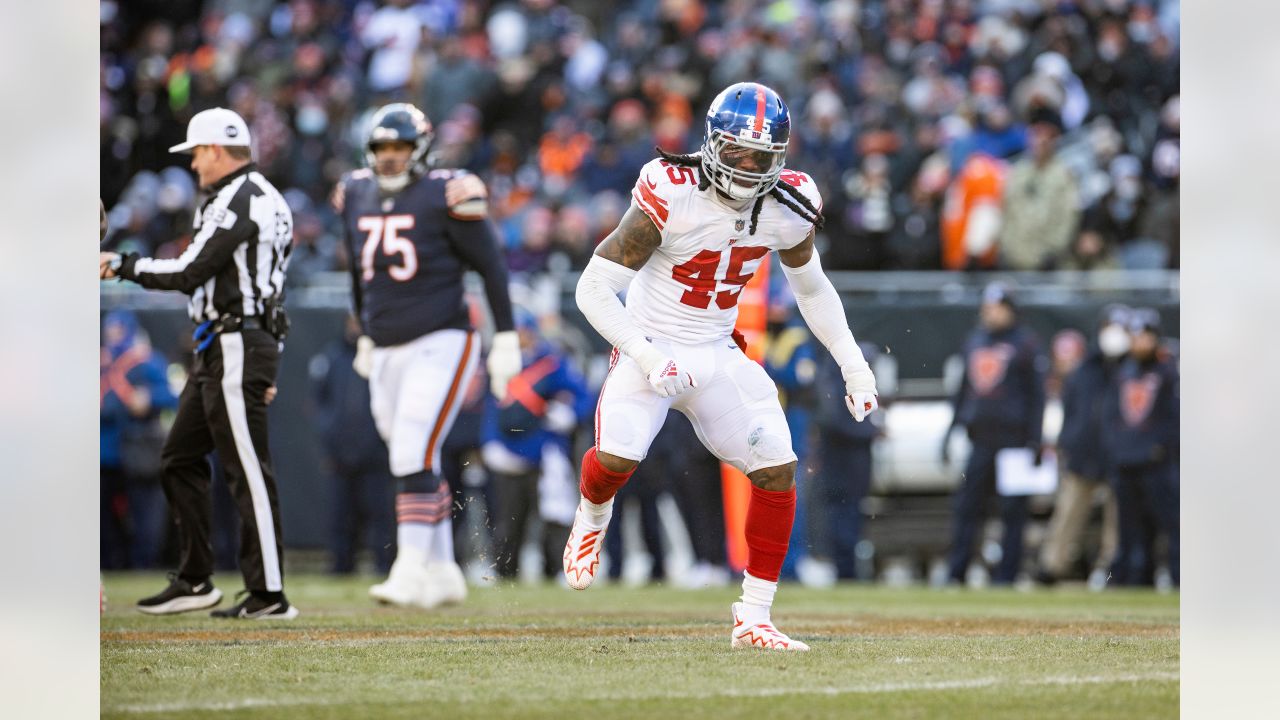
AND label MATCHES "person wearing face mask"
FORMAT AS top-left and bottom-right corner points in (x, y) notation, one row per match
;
(1103, 308), (1179, 588)
(1034, 305), (1132, 588)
